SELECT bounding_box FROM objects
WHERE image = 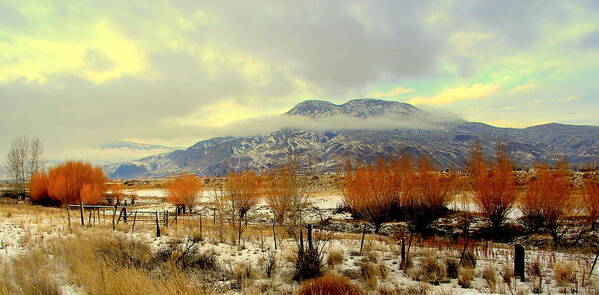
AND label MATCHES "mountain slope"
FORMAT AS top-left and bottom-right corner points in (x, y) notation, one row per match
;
(105, 99), (599, 178)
